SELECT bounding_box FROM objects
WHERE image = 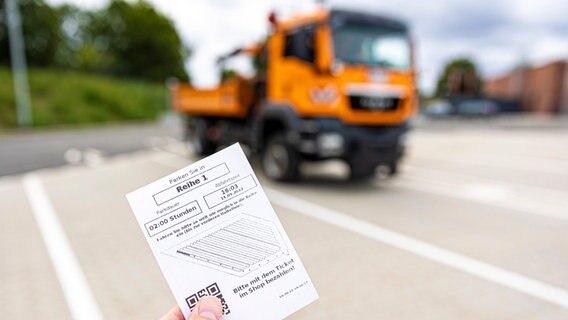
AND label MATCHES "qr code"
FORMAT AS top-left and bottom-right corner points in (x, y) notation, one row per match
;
(186, 283), (230, 315)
